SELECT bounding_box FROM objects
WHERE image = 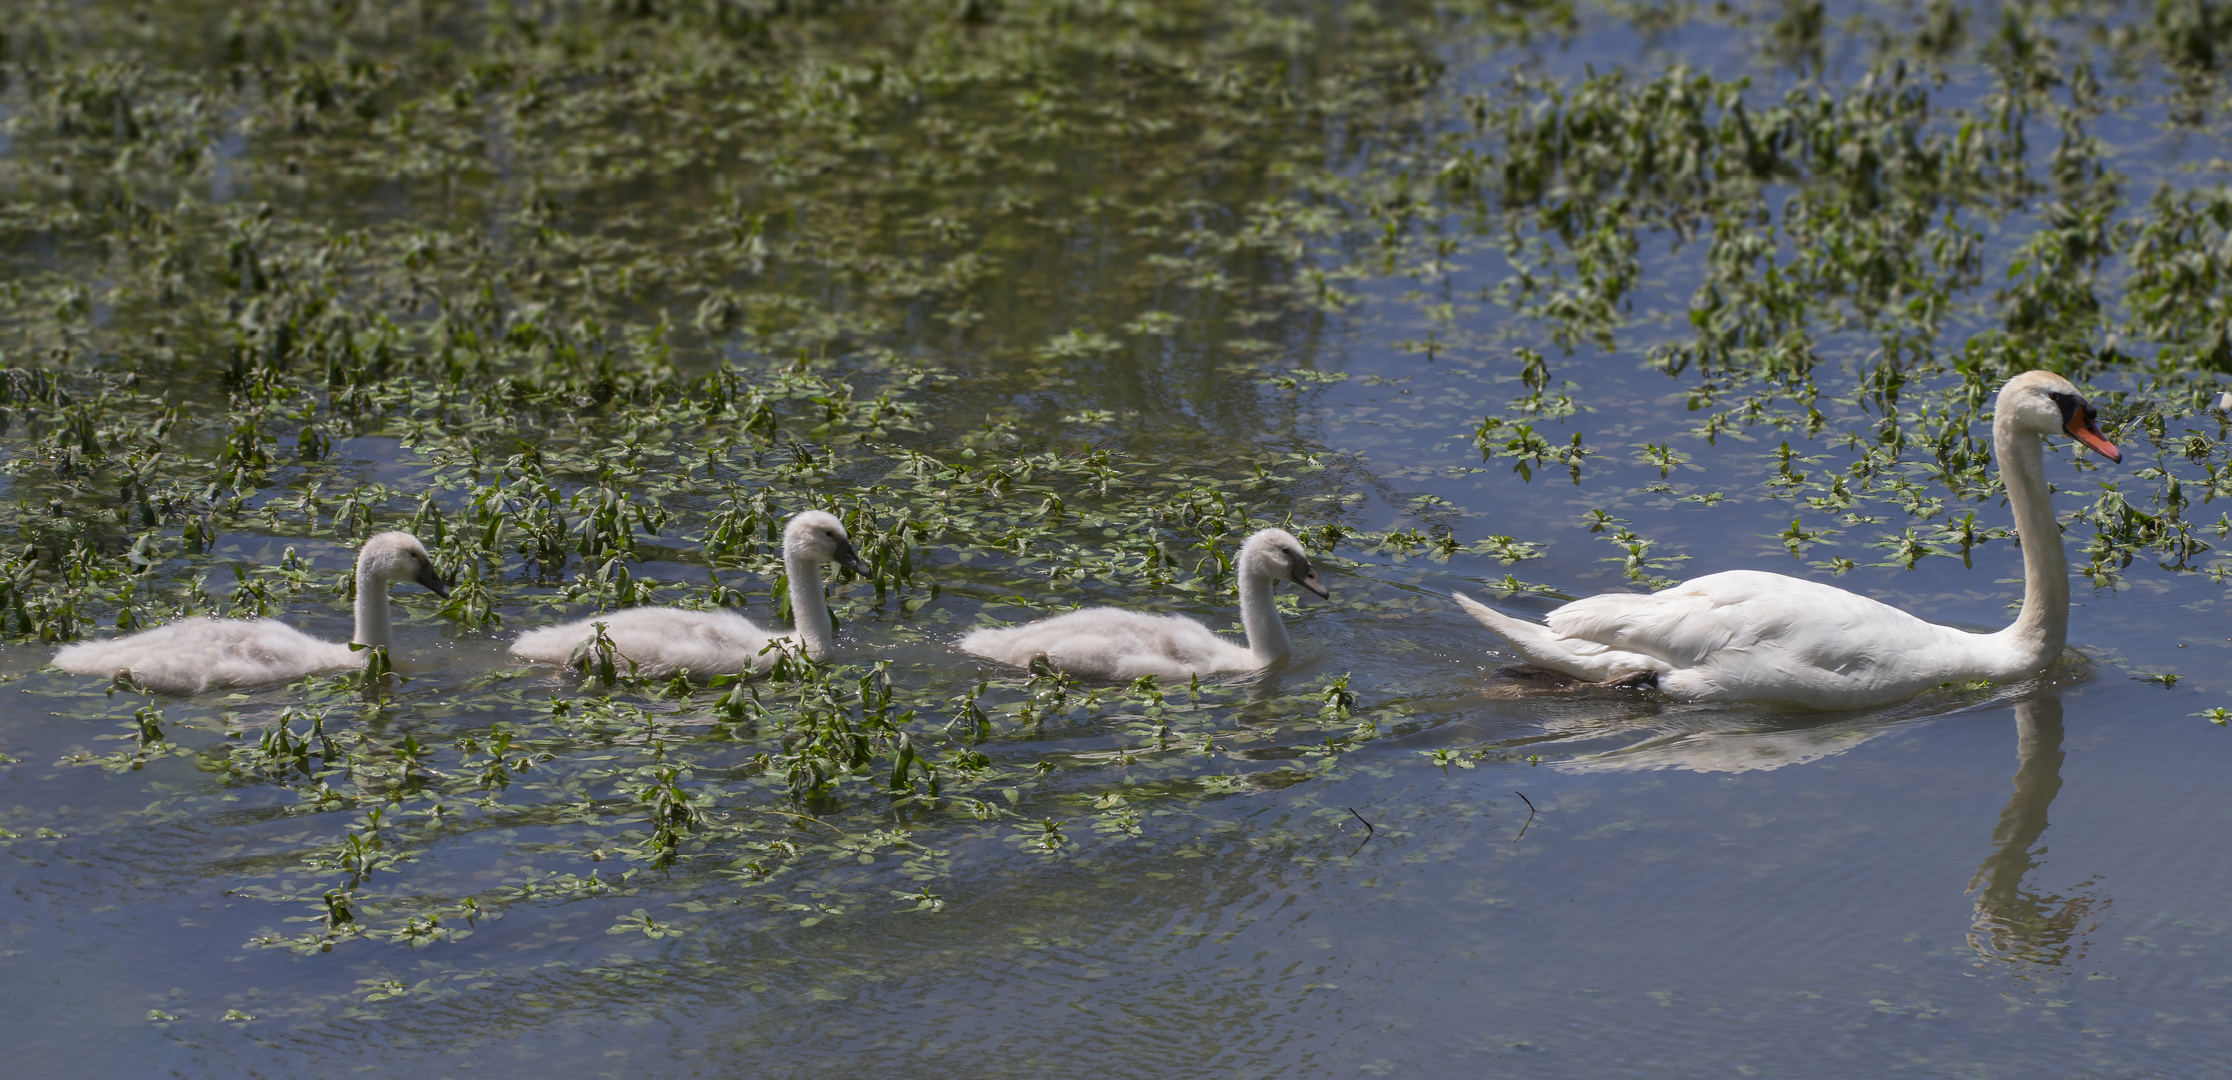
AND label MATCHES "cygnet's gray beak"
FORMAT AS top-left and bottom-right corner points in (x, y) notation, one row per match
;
(1293, 562), (1330, 600)
(416, 562), (453, 599)
(833, 539), (872, 578)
